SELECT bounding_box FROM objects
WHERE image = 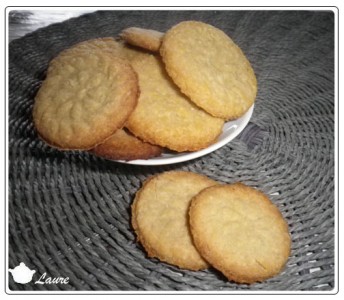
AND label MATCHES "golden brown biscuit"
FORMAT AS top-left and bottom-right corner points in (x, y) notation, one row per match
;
(160, 21), (257, 120)
(54, 37), (147, 61)
(91, 128), (163, 161)
(33, 46), (139, 150)
(125, 53), (224, 152)
(189, 183), (291, 284)
(120, 27), (164, 51)
(57, 37), (124, 57)
(132, 171), (218, 270)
